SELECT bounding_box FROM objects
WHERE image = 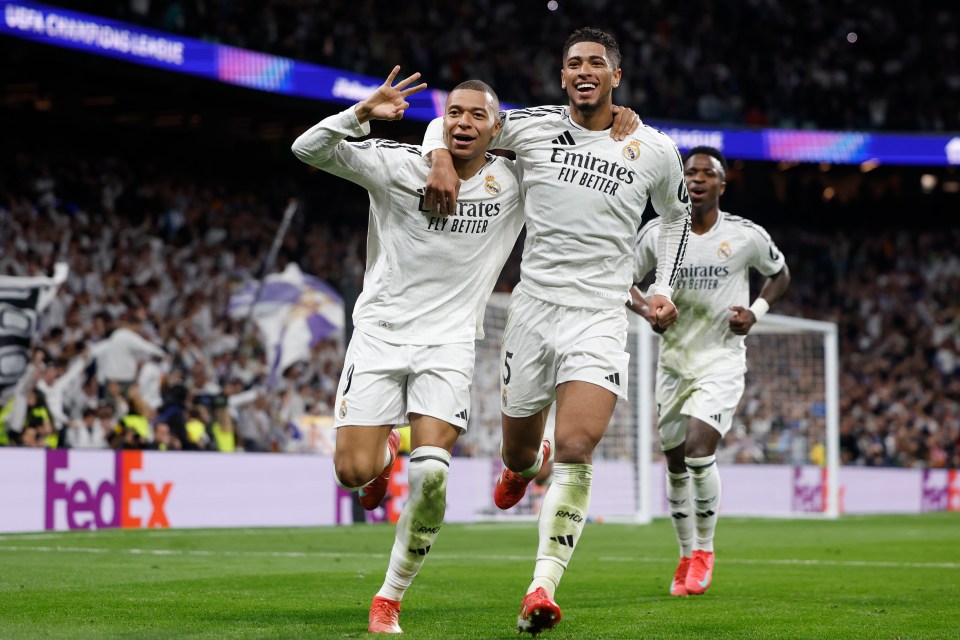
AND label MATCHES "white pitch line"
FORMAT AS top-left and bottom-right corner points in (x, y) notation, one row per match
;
(598, 555), (960, 570)
(0, 545), (955, 569)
